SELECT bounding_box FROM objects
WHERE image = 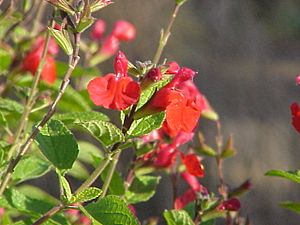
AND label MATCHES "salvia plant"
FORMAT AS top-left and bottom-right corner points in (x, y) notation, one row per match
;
(0, 0), (252, 224)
